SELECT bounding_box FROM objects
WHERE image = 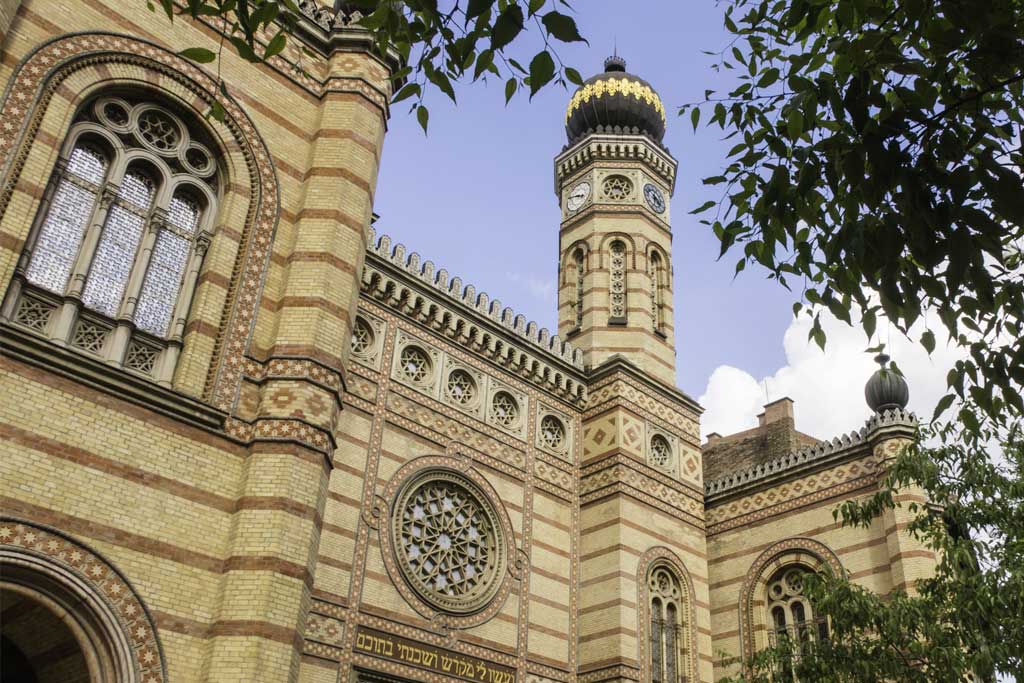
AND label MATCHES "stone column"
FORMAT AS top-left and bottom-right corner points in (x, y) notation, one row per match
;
(201, 30), (395, 683)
